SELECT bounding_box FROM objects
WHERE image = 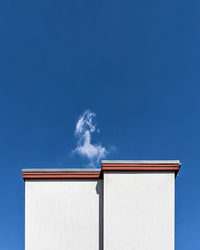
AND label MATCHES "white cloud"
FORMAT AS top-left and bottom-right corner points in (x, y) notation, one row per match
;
(73, 110), (108, 167)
